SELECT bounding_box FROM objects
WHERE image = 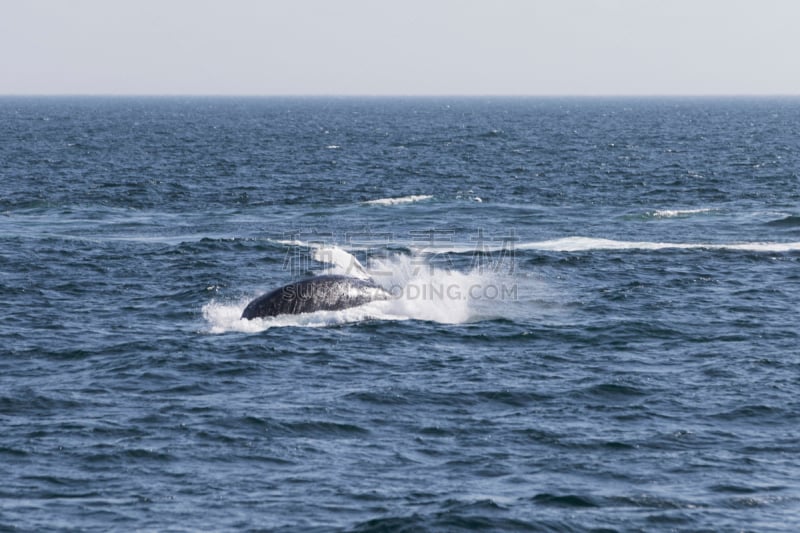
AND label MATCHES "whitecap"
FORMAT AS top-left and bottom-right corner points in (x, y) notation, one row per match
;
(651, 208), (716, 218)
(363, 194), (433, 206)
